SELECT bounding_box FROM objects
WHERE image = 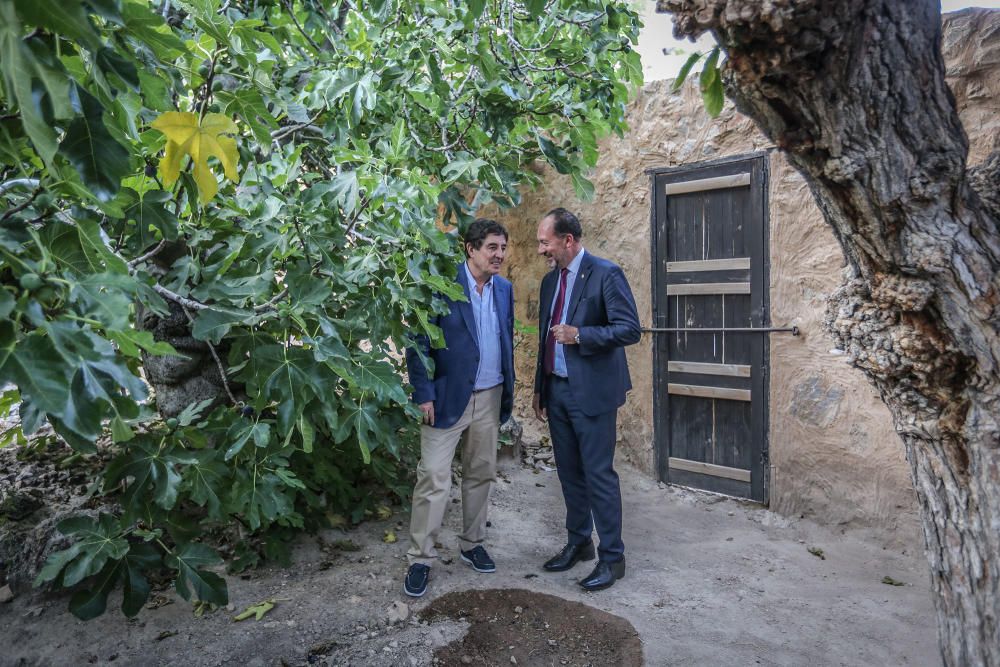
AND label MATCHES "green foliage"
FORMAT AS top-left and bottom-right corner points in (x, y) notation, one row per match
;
(672, 45), (725, 117)
(1, 0), (642, 619)
(34, 513), (172, 620)
(0, 388), (26, 448)
(672, 52), (703, 91)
